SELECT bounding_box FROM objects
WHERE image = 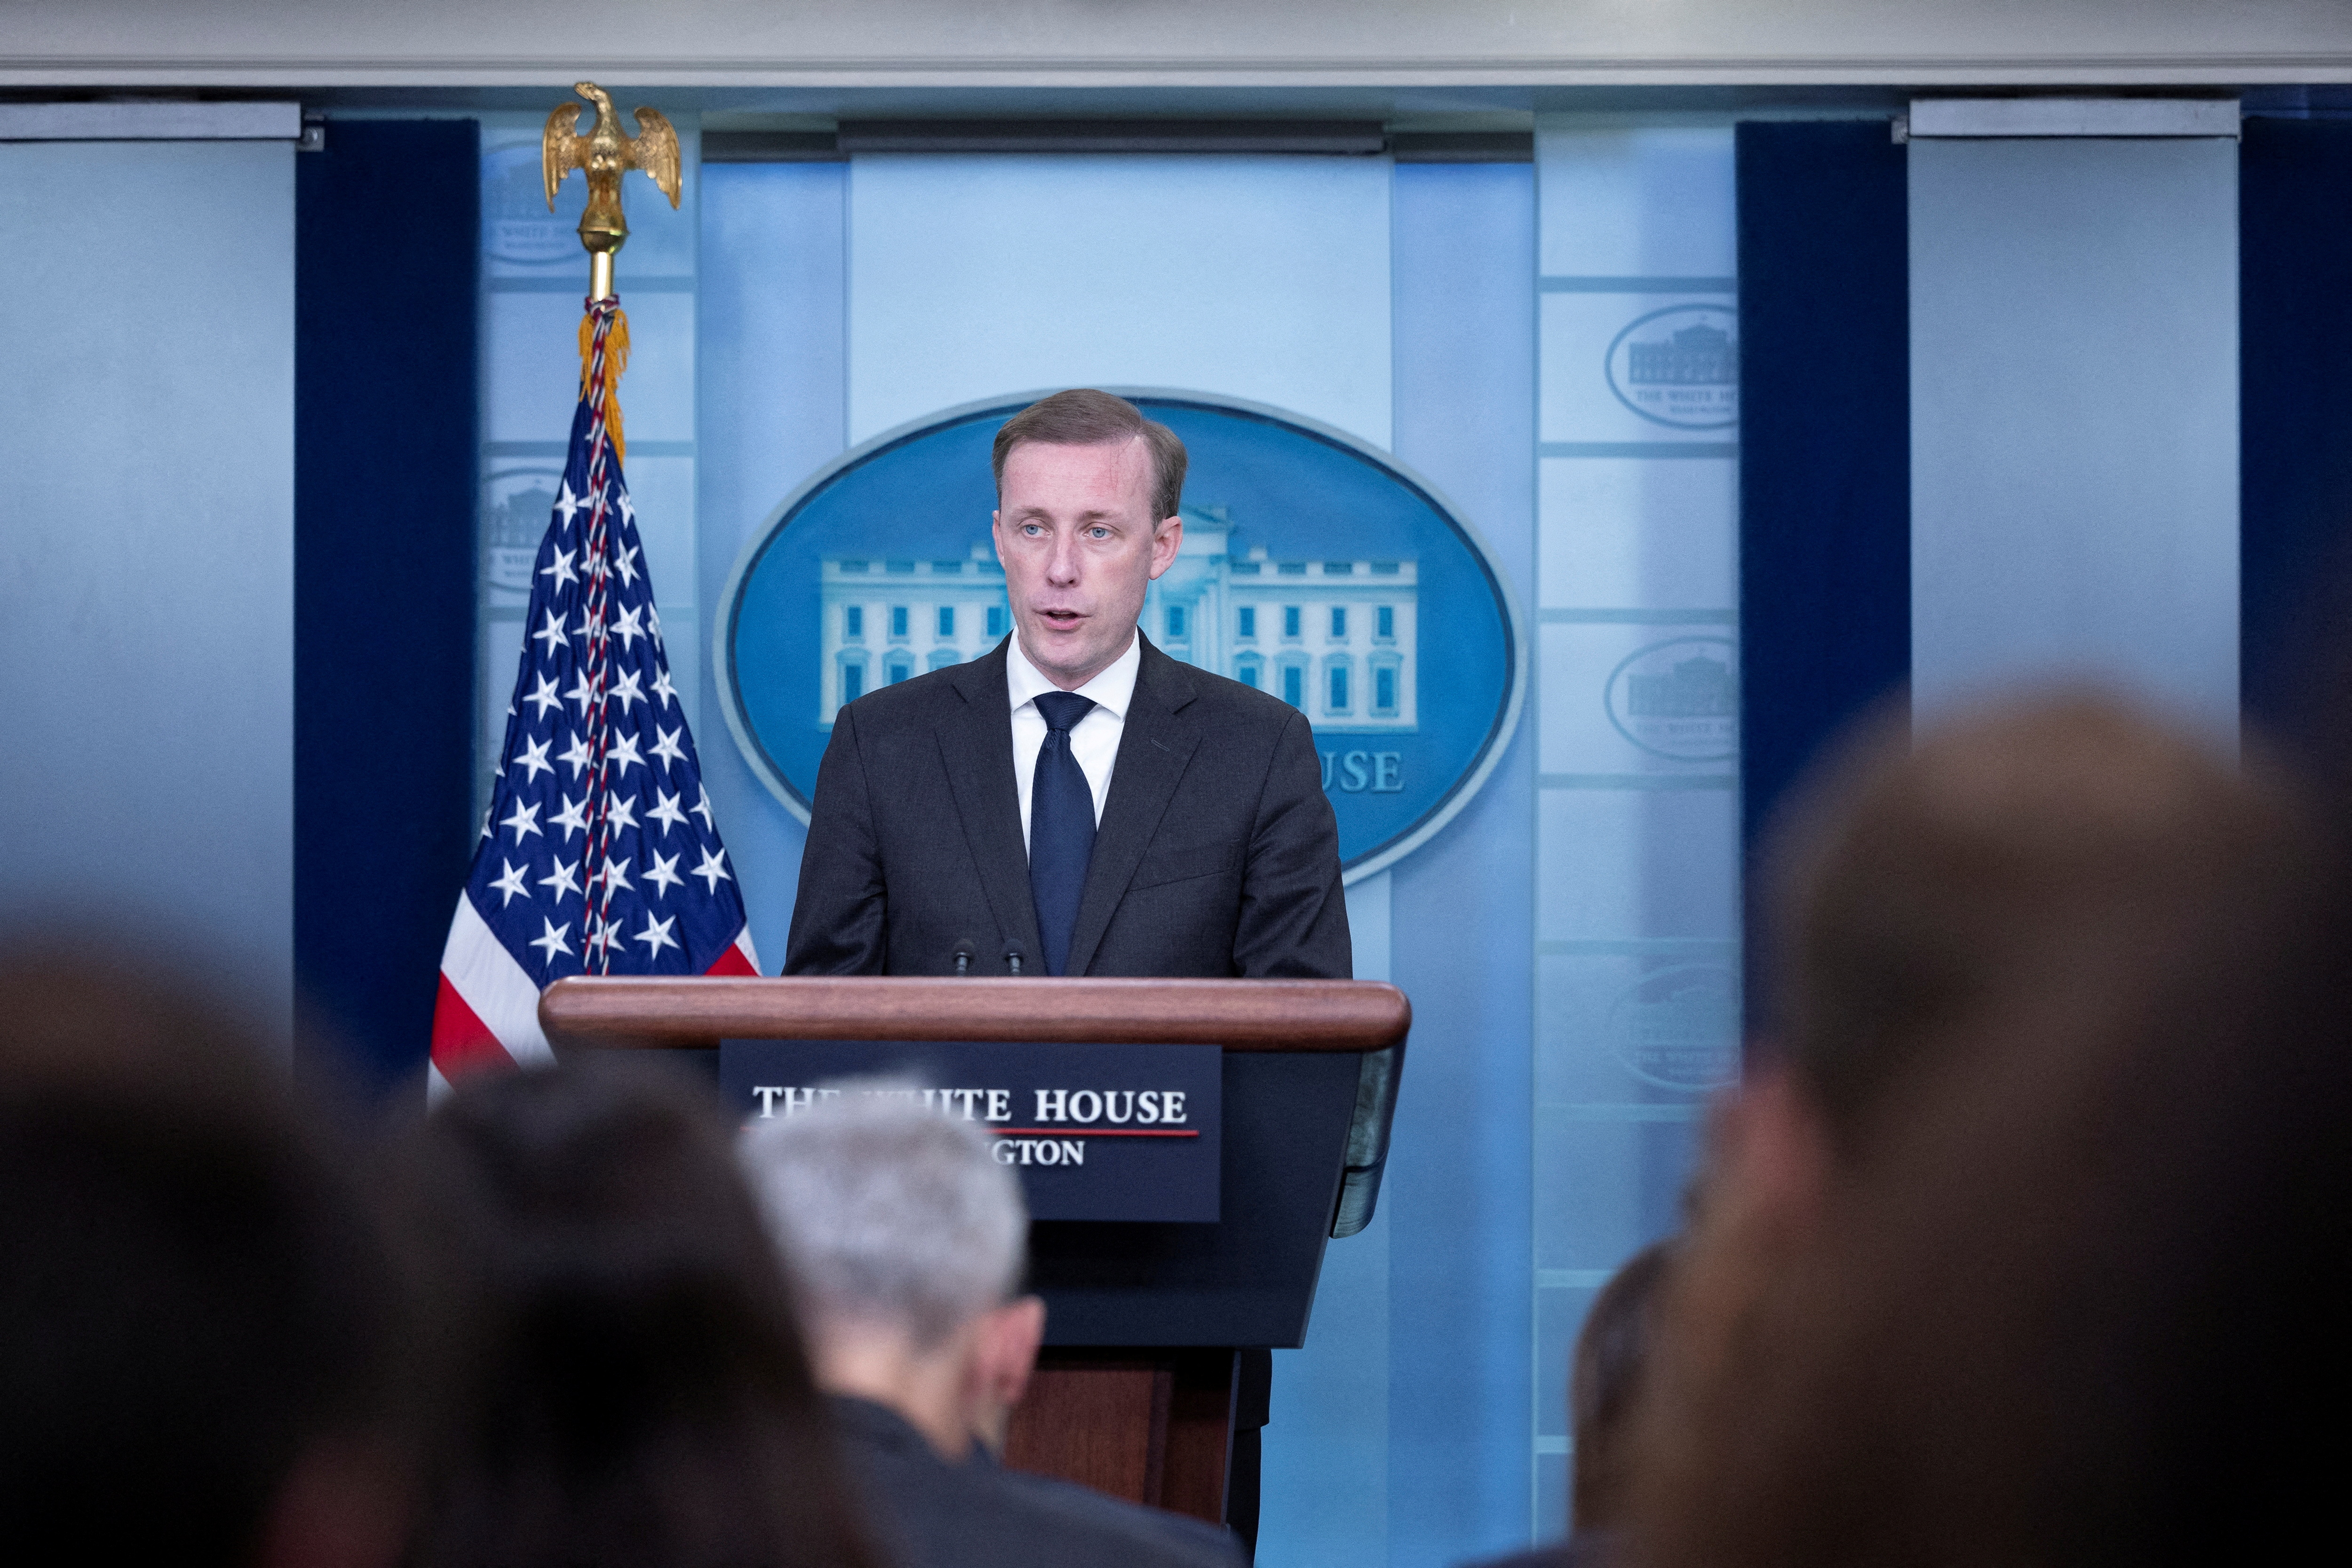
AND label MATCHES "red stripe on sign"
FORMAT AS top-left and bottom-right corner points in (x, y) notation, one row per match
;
(992, 1128), (1201, 1137)
(430, 974), (516, 1079)
(704, 941), (759, 977)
